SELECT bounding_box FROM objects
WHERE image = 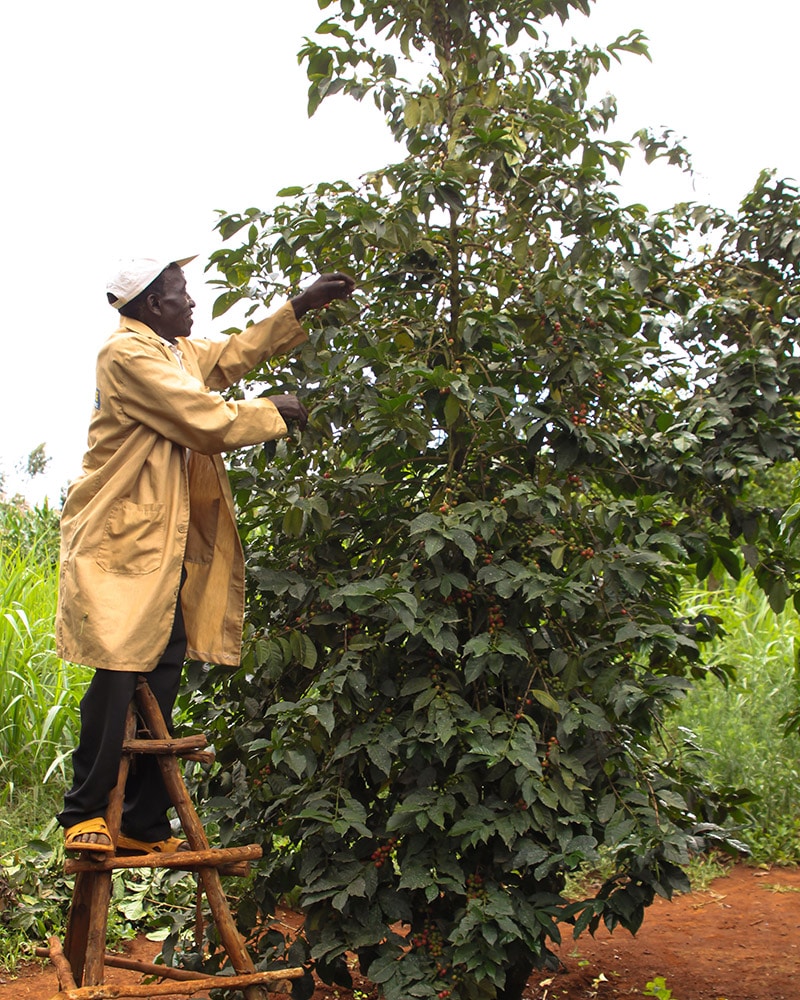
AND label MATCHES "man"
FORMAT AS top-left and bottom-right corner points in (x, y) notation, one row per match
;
(57, 255), (354, 854)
